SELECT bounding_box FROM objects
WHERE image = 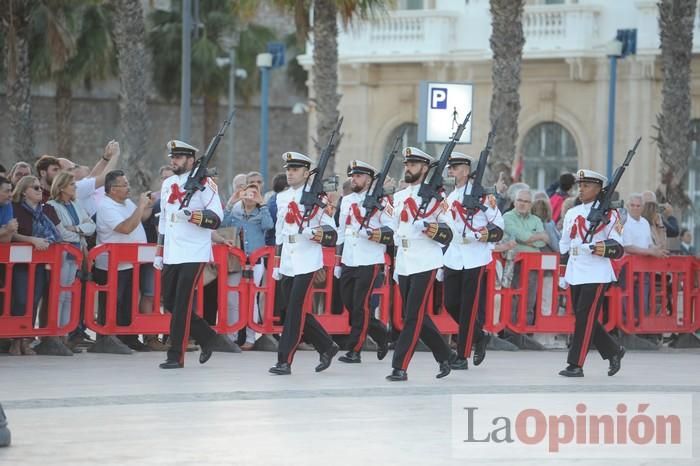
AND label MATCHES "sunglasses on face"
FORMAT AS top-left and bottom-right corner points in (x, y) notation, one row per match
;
(30, 185), (42, 191)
